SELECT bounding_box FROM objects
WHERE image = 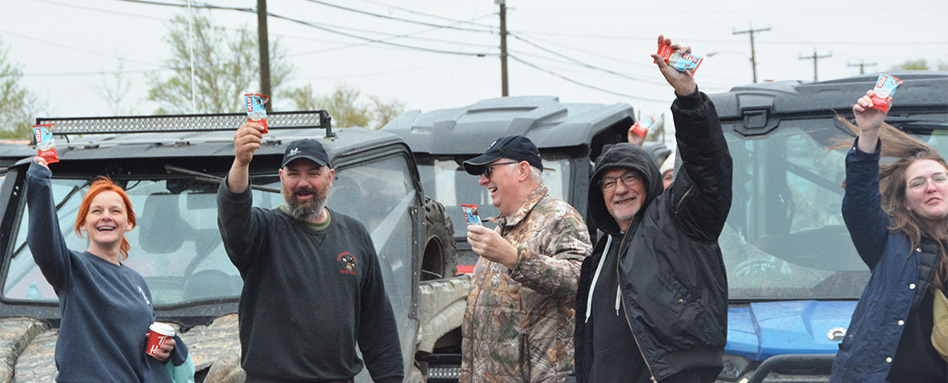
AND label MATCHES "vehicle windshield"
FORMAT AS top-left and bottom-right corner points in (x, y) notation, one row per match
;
(5, 155), (415, 309)
(418, 155), (571, 239)
(722, 117), (948, 301)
